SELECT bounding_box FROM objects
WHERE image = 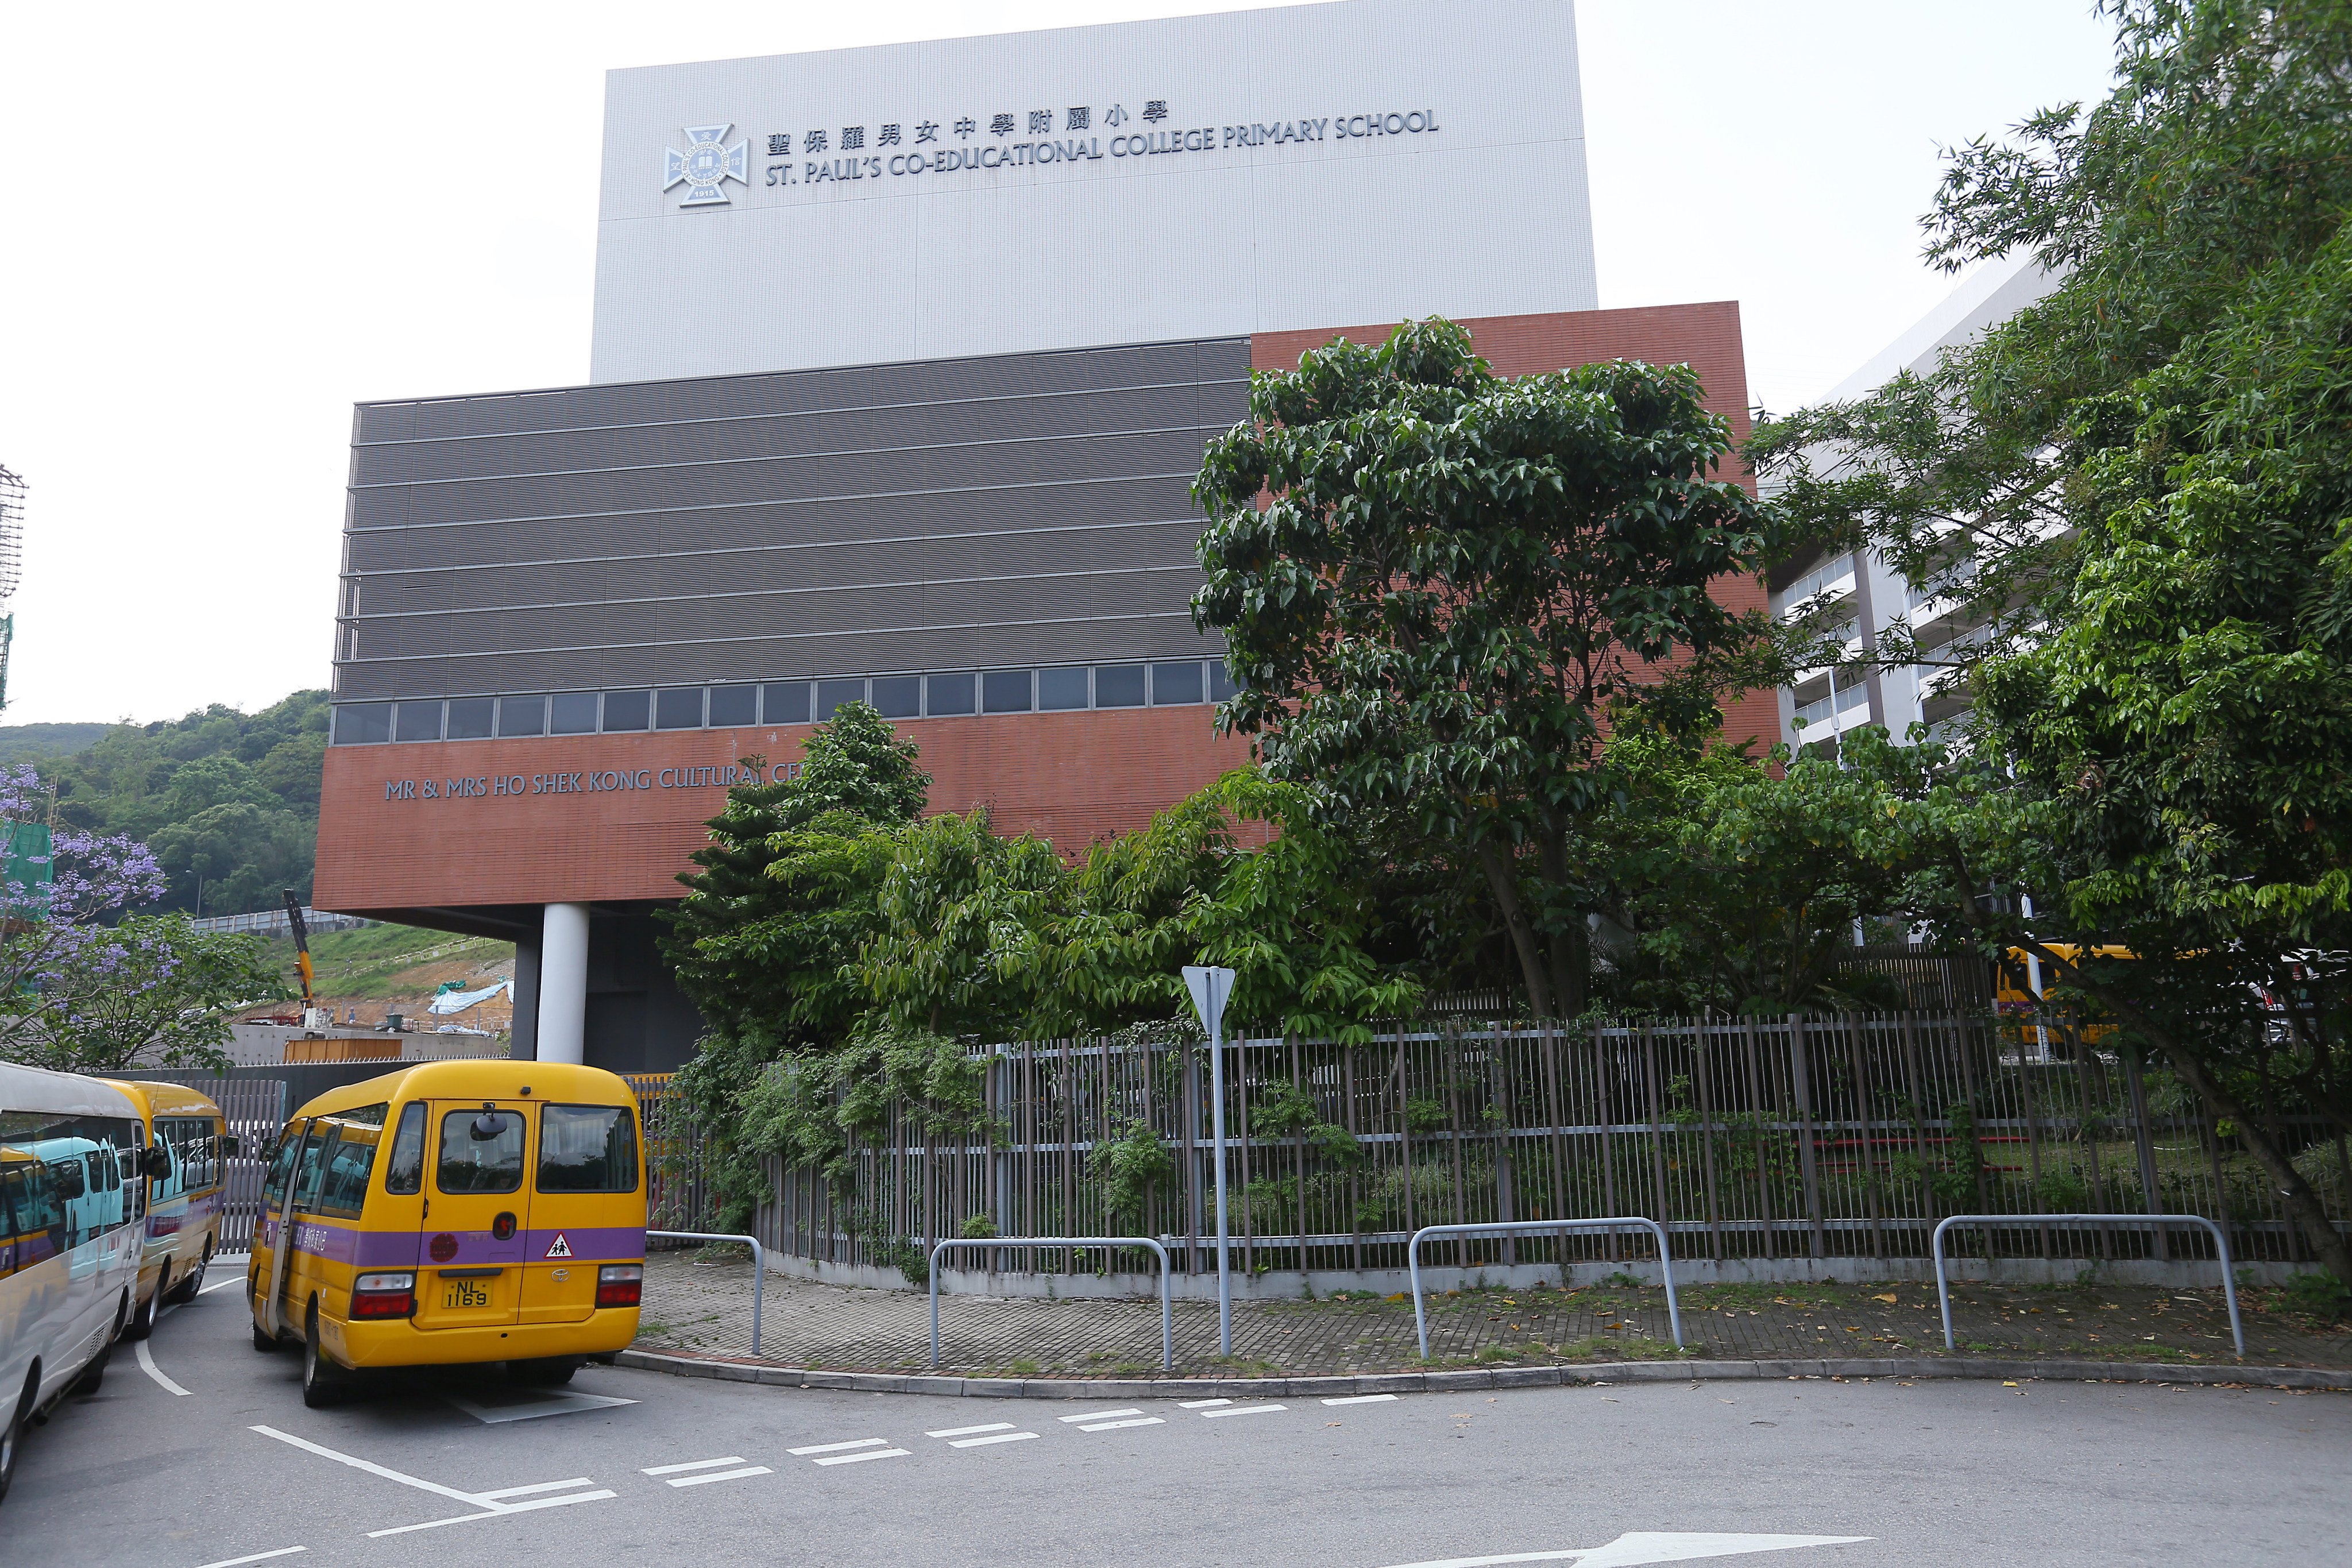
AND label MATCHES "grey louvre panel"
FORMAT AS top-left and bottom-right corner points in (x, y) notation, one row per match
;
(340, 335), (1247, 703)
